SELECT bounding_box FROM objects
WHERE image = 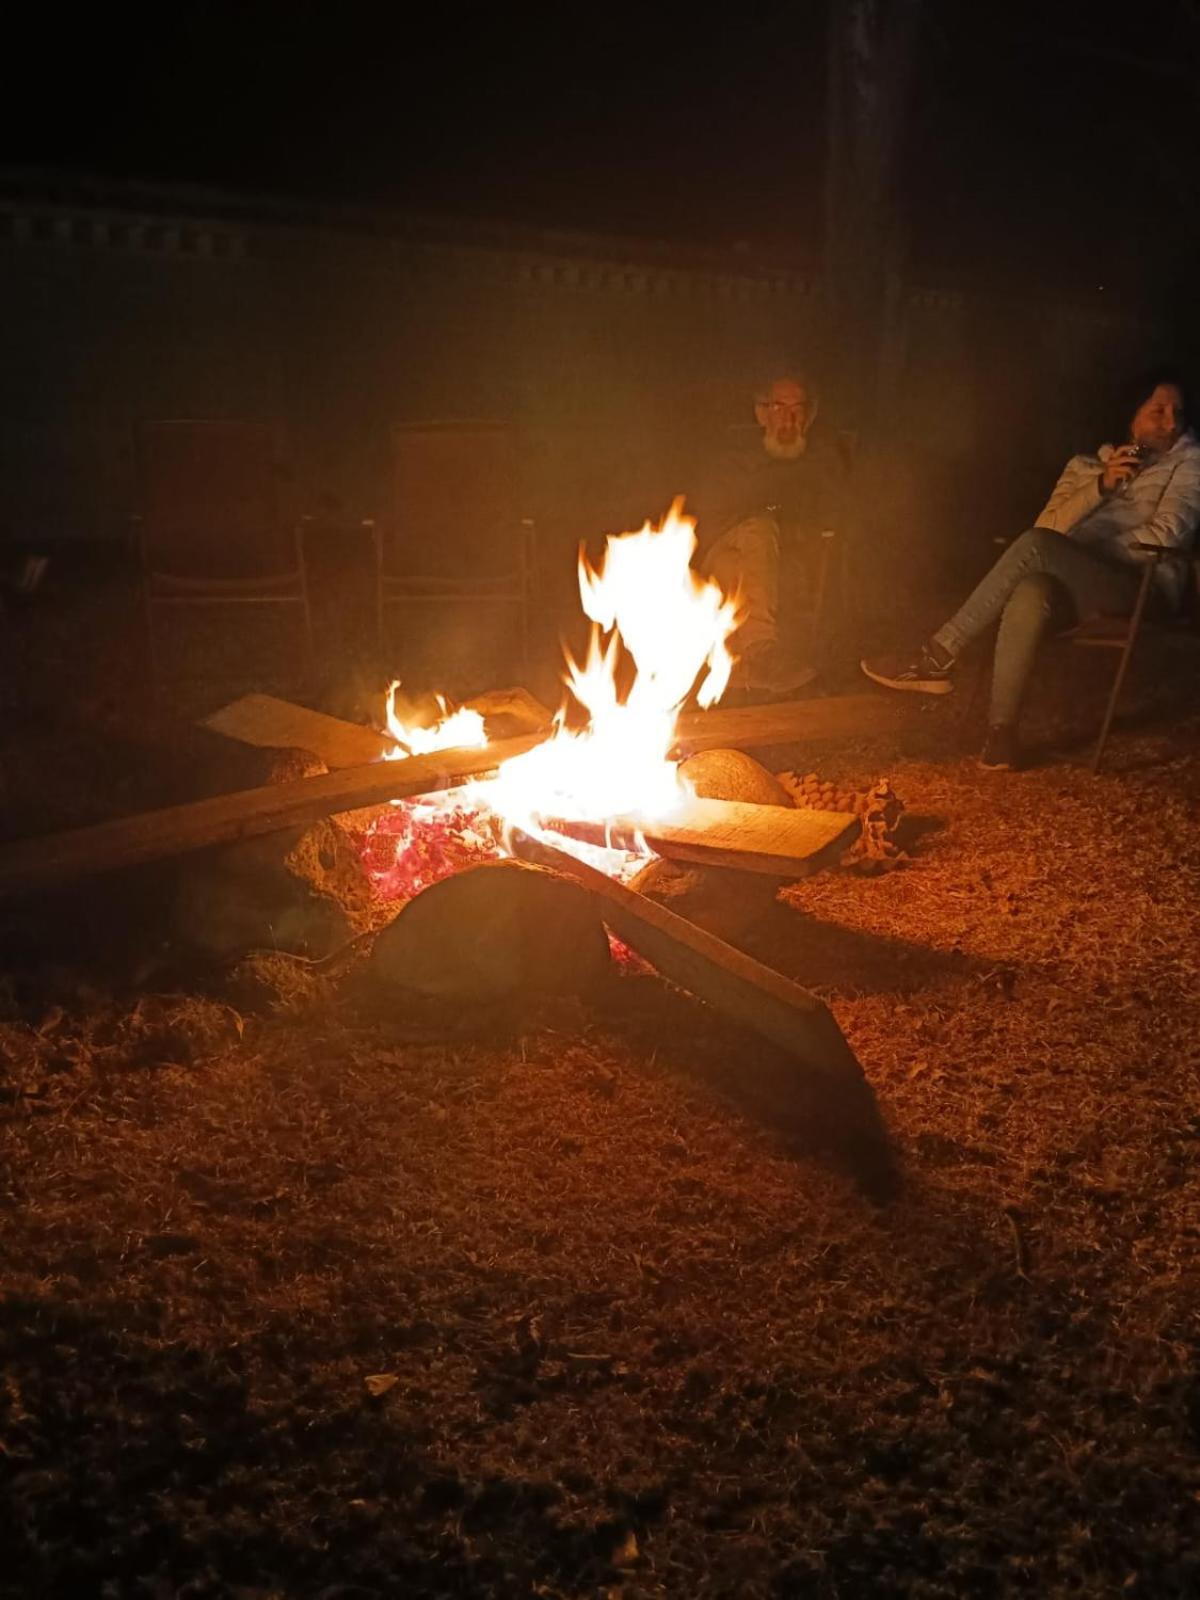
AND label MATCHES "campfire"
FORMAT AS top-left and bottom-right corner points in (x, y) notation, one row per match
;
(359, 498), (745, 897)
